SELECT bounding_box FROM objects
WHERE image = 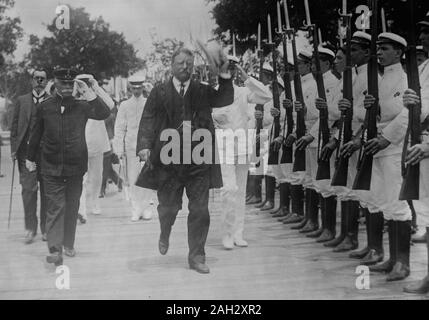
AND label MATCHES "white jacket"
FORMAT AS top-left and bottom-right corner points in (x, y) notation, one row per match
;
(113, 95), (147, 154)
(212, 77), (272, 161)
